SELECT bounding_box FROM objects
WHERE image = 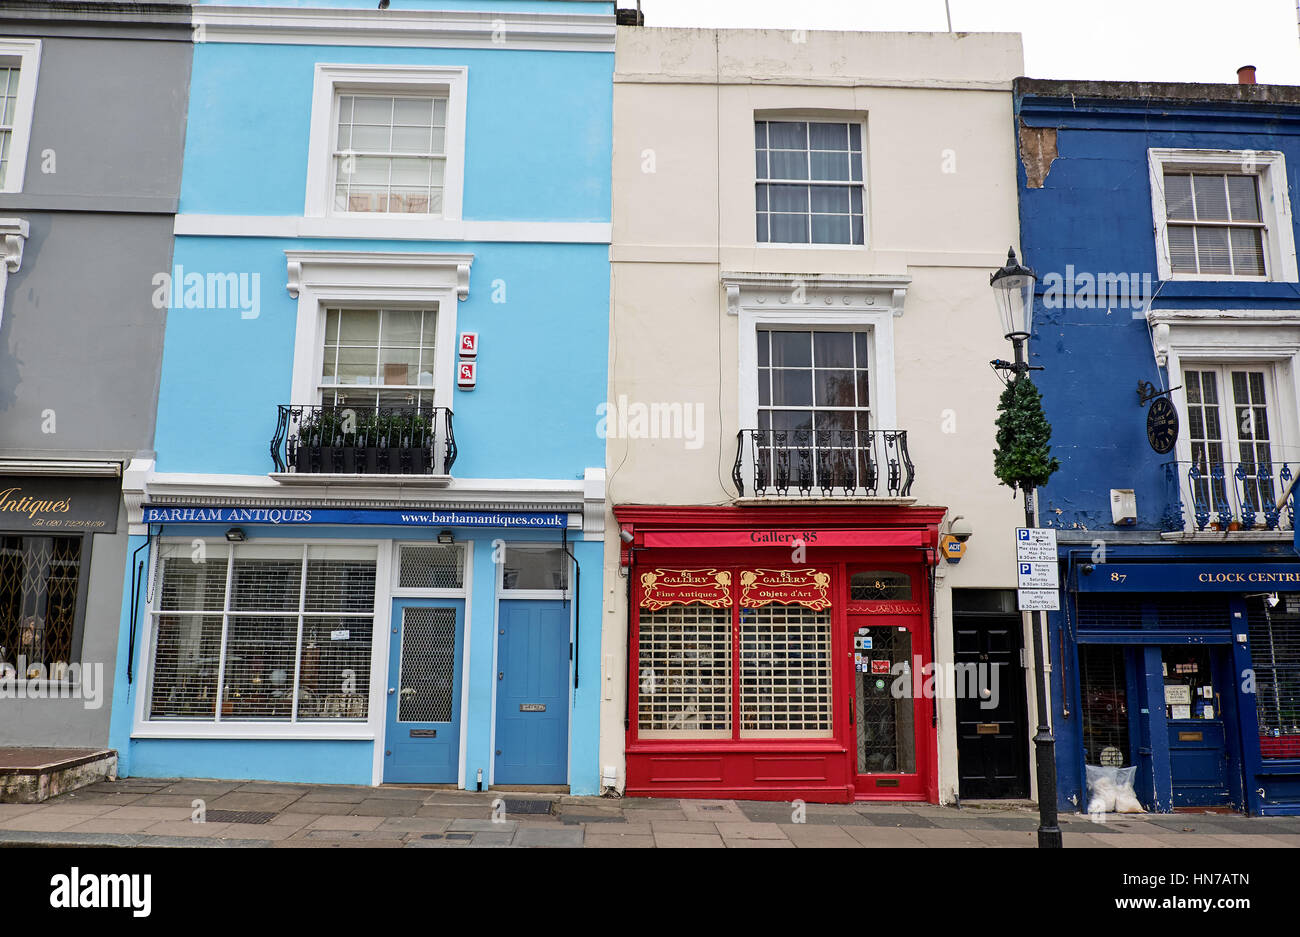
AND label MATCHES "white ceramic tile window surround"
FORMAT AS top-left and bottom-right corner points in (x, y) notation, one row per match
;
(753, 113), (869, 251)
(1148, 148), (1298, 283)
(284, 250), (472, 417)
(305, 64), (467, 224)
(0, 38), (39, 194)
(724, 272), (908, 440)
